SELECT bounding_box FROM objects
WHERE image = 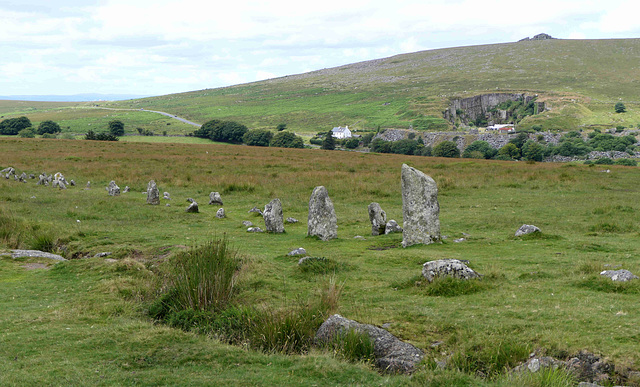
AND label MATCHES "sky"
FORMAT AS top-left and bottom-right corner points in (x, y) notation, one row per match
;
(0, 0), (638, 98)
